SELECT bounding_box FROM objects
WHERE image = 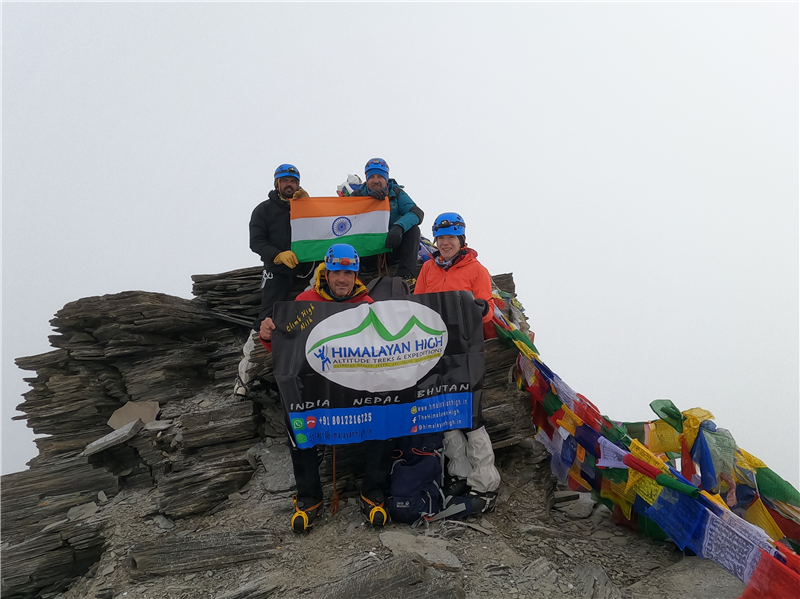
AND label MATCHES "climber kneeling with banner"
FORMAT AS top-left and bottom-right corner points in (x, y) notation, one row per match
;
(262, 242), (486, 531)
